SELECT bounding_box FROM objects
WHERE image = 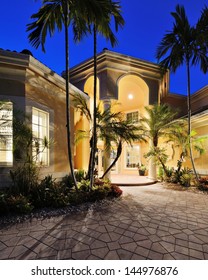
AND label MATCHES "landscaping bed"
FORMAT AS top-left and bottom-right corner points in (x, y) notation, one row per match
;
(0, 168), (123, 228)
